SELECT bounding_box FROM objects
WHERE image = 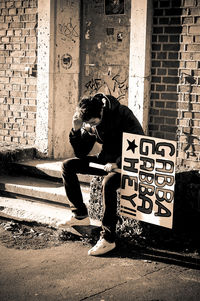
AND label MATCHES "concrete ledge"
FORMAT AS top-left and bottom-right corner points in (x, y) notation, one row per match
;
(7, 159), (93, 184)
(0, 196), (101, 228)
(0, 175), (90, 206)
